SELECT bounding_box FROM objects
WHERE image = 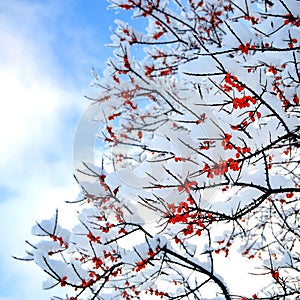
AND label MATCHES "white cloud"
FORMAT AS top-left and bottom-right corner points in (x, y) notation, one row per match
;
(0, 1), (98, 299)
